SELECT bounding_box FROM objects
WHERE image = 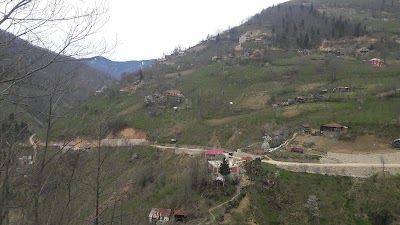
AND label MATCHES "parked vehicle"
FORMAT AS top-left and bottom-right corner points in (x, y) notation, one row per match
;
(290, 146), (304, 153)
